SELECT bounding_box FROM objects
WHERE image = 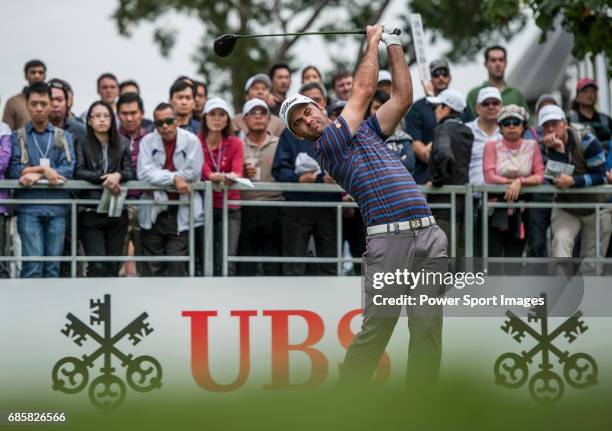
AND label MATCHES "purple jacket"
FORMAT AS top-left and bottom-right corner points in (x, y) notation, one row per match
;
(0, 133), (12, 214)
